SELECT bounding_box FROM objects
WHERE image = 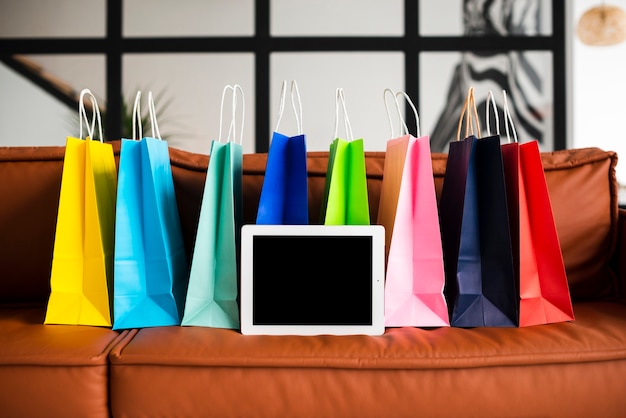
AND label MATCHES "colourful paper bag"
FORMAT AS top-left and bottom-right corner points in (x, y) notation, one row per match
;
(498, 91), (574, 326)
(517, 141), (575, 324)
(439, 87), (518, 327)
(113, 91), (188, 330)
(182, 85), (244, 329)
(45, 89), (117, 327)
(320, 88), (369, 225)
(256, 80), (308, 225)
(379, 90), (449, 327)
